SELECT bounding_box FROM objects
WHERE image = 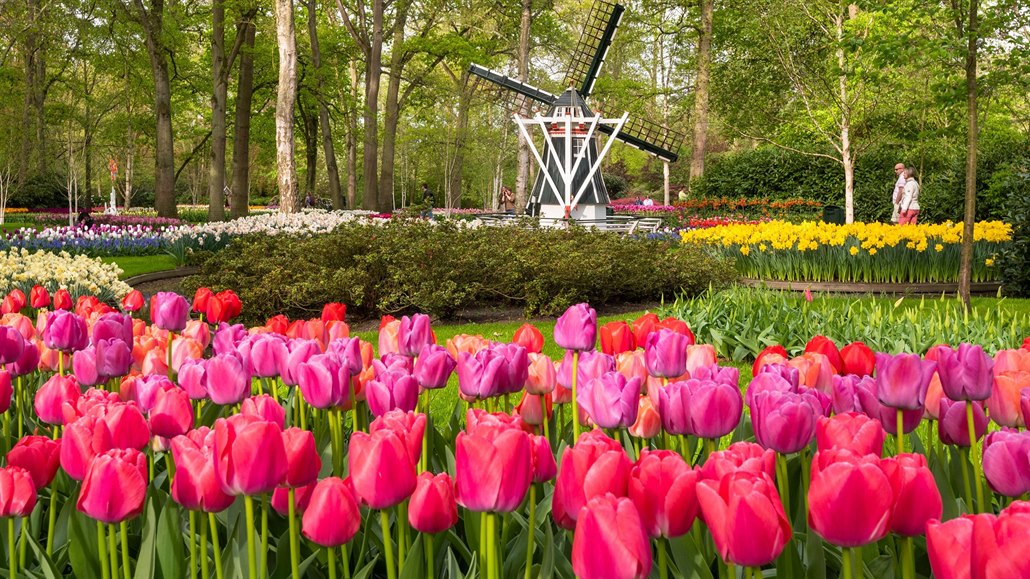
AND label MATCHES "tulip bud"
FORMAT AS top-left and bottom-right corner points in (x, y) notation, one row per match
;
(349, 429), (416, 510)
(808, 449), (893, 547)
(553, 303), (597, 351)
(629, 450), (699, 539)
(937, 343), (994, 401)
(644, 329), (688, 379)
(301, 477), (361, 547)
(6, 435), (61, 489)
(414, 344), (456, 389)
(982, 430), (1030, 497)
(0, 466), (37, 518)
(408, 472), (458, 534)
(30, 285), (50, 309)
(552, 430), (631, 529)
(599, 321), (635, 356)
(882, 453), (942, 537)
(572, 494), (652, 579)
(697, 471), (791, 567)
(76, 448), (148, 523)
(150, 292), (190, 332)
(512, 324), (544, 354)
(213, 415), (288, 496)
